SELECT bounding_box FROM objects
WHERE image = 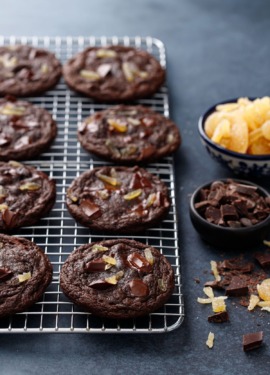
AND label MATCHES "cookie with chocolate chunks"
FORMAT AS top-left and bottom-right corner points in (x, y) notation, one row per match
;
(60, 239), (174, 319)
(0, 44), (62, 96)
(66, 166), (170, 233)
(0, 233), (52, 317)
(78, 105), (181, 163)
(63, 46), (165, 102)
(0, 161), (56, 230)
(0, 97), (57, 161)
